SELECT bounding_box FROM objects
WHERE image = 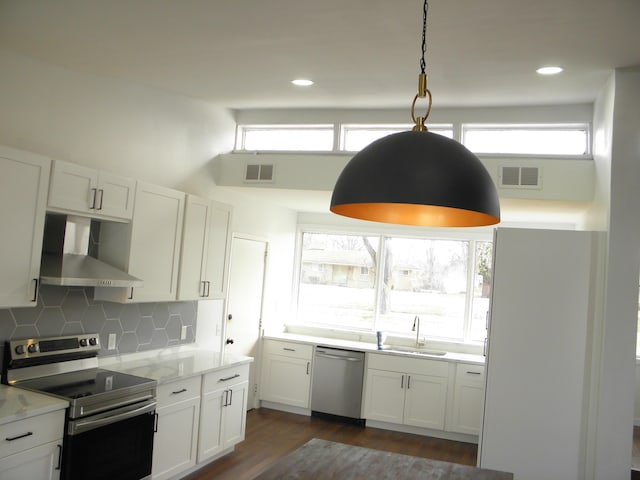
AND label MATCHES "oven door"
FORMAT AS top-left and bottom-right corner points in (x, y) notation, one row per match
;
(62, 399), (156, 480)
